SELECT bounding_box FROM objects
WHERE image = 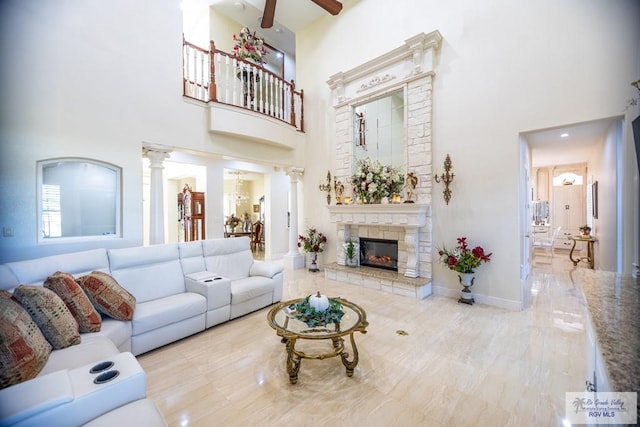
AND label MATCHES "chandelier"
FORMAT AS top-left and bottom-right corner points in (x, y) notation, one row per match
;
(231, 171), (249, 205)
